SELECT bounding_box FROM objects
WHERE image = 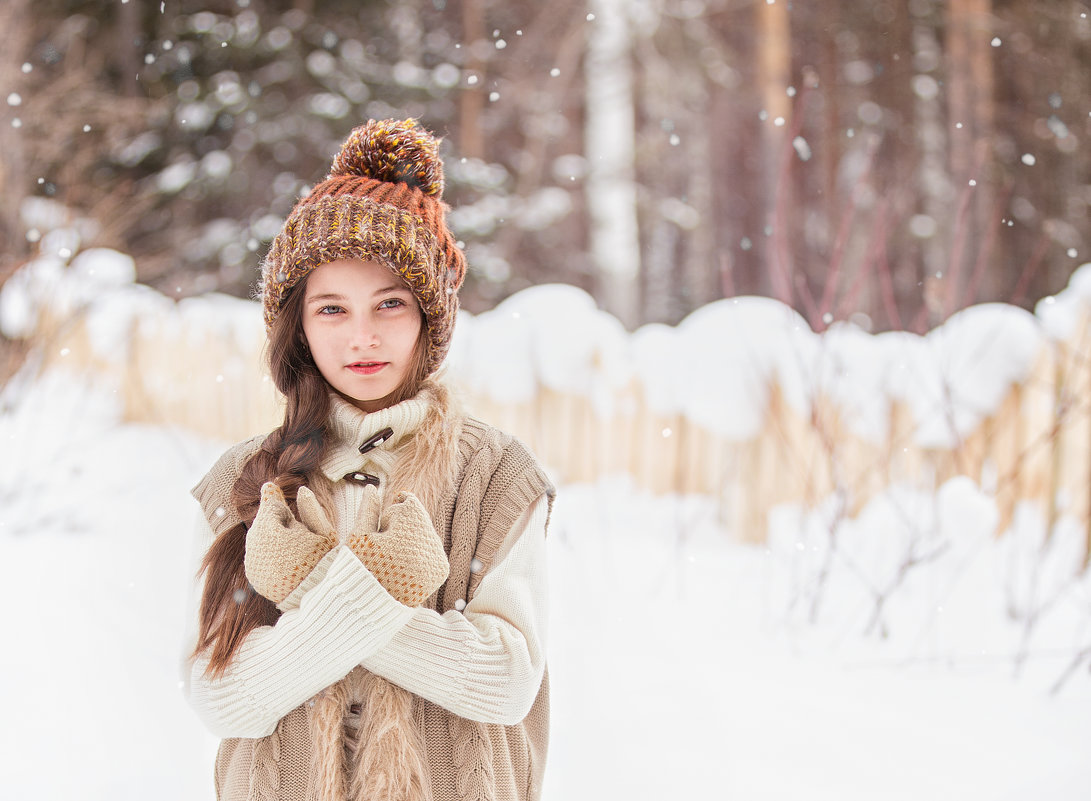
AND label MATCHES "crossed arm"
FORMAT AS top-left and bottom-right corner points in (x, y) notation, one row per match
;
(183, 495), (549, 739)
